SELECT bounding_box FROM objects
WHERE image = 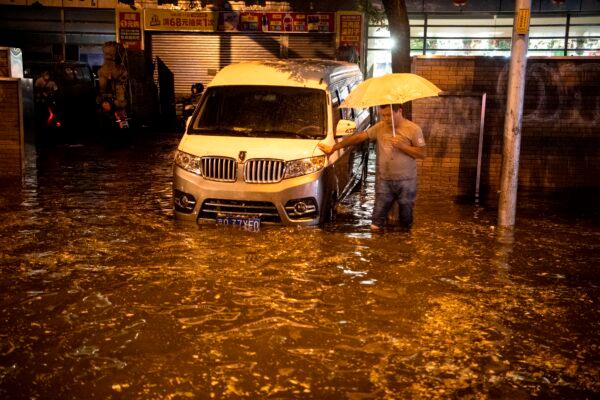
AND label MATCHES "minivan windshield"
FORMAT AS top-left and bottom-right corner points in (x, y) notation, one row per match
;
(190, 85), (326, 139)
